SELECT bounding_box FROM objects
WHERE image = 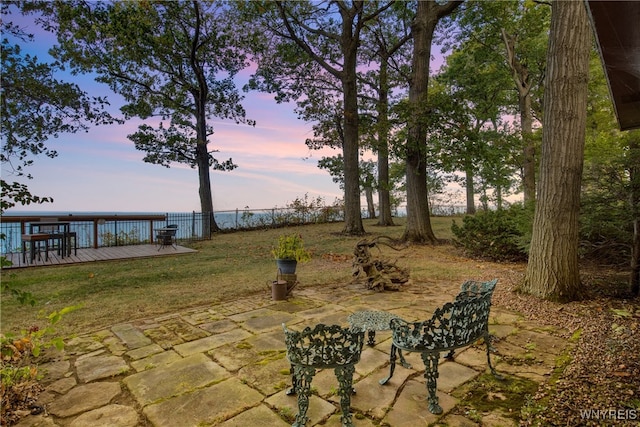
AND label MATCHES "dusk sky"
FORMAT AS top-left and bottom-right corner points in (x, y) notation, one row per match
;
(3, 10), (346, 215)
(3, 8), (454, 216)
(7, 78), (344, 214)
